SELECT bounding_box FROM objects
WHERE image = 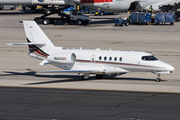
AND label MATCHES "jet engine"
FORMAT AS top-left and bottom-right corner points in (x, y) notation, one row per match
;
(47, 53), (76, 70)
(48, 53), (76, 64)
